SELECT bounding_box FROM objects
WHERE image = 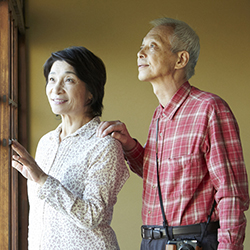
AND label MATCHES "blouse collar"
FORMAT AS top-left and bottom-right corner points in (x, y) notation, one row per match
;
(52, 116), (101, 142)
